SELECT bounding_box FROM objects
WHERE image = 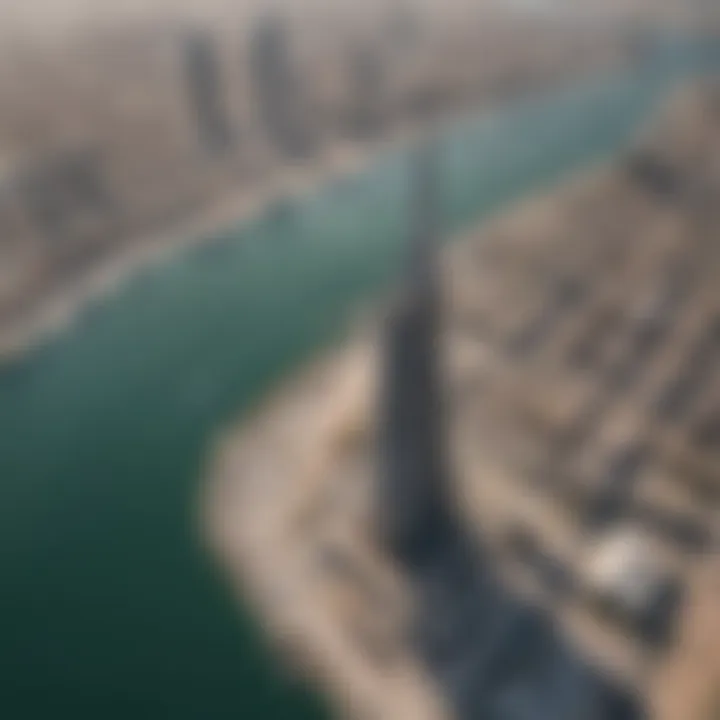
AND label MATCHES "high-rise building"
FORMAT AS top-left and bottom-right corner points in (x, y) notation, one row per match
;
(344, 43), (386, 139)
(248, 14), (316, 159)
(376, 140), (644, 720)
(377, 140), (452, 565)
(183, 30), (234, 158)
